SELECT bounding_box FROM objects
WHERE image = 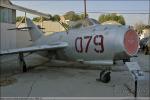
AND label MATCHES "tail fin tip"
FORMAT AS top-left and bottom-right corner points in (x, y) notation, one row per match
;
(26, 18), (43, 41)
